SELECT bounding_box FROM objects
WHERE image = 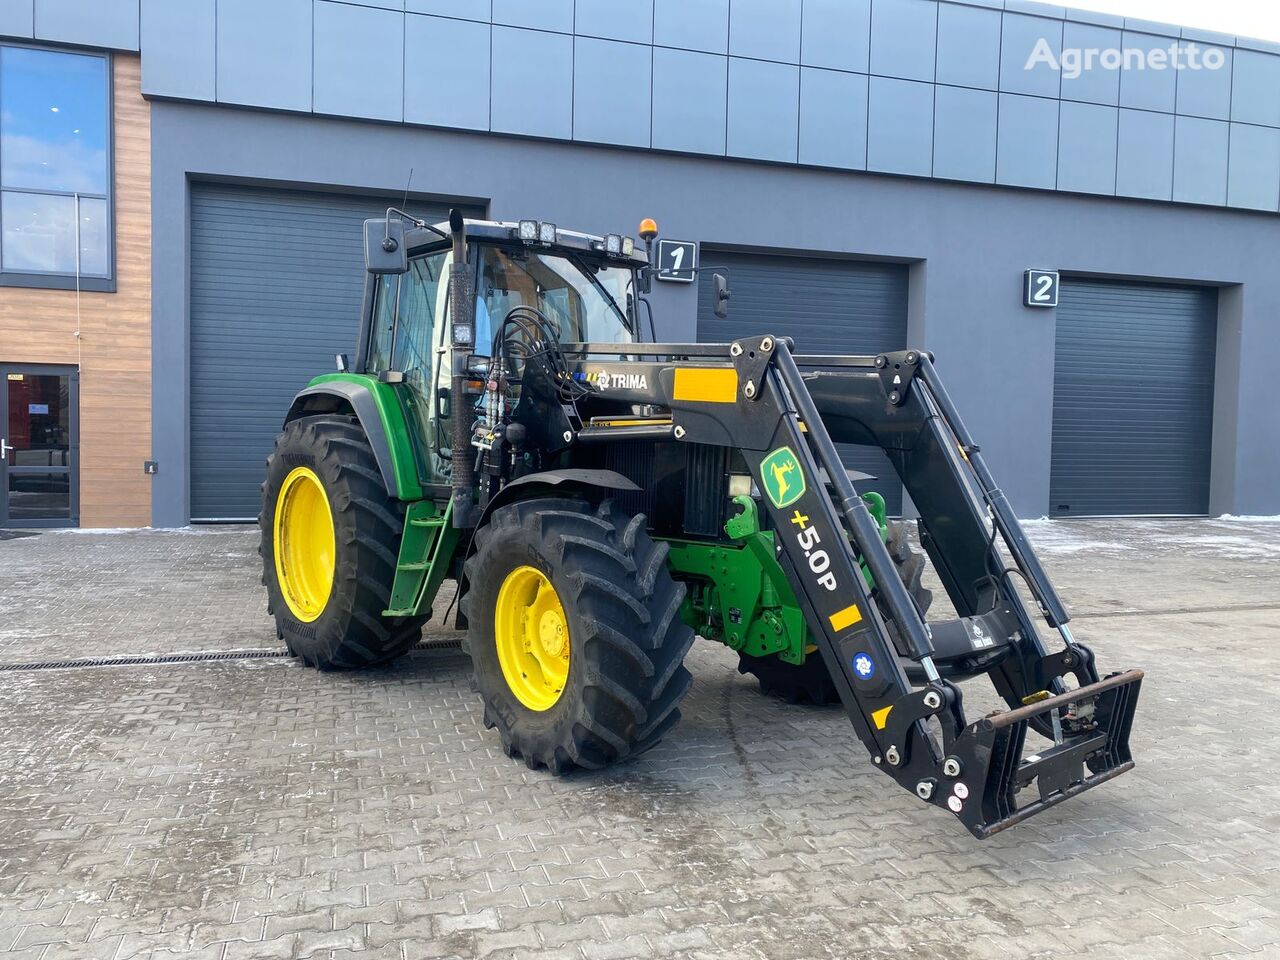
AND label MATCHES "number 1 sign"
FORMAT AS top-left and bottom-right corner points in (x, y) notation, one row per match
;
(657, 240), (697, 283)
